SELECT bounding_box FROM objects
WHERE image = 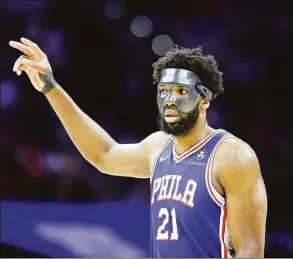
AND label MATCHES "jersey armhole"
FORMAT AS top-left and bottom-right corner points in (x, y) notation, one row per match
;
(150, 136), (172, 183)
(205, 135), (235, 207)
